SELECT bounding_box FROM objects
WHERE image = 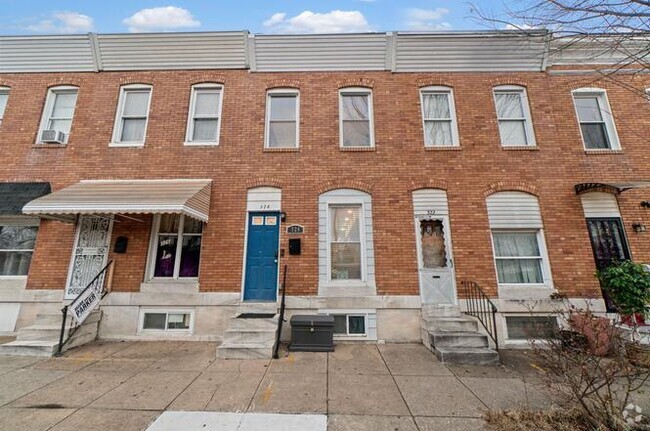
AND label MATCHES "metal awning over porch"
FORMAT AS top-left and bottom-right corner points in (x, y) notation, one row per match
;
(575, 181), (650, 195)
(22, 179), (212, 223)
